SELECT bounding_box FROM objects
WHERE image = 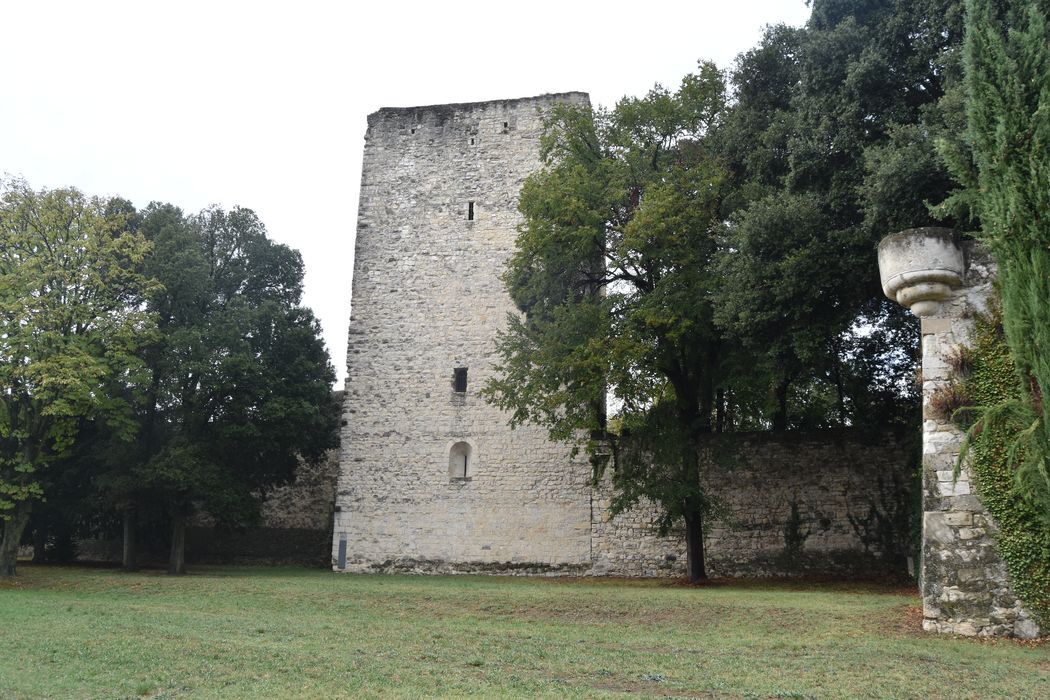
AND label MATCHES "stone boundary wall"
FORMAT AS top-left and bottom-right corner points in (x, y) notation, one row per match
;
(187, 447), (340, 566)
(71, 429), (911, 576)
(592, 430), (914, 578)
